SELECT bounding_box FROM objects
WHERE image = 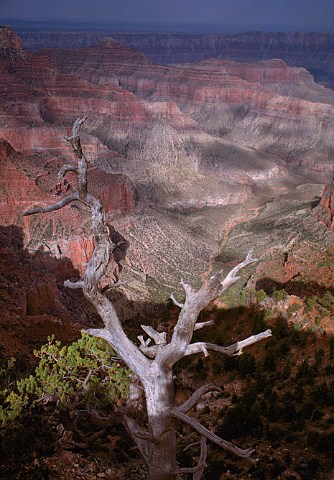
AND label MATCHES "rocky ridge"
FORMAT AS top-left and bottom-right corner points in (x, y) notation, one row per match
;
(0, 27), (197, 160)
(19, 30), (334, 88)
(1, 27), (334, 315)
(44, 37), (334, 181)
